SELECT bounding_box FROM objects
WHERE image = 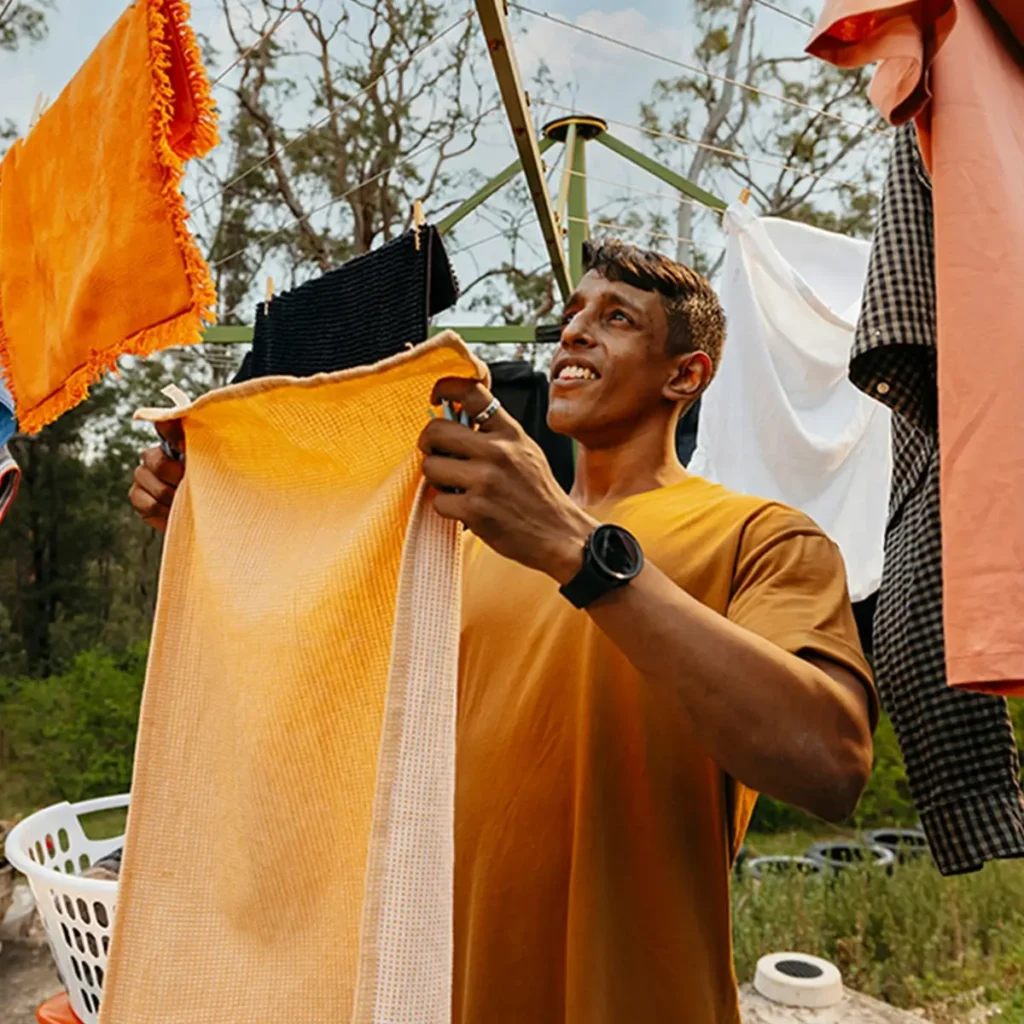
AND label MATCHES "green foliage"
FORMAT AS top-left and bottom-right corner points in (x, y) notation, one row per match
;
(0, 354), (219, 679)
(751, 702), (1024, 837)
(733, 858), (1024, 1016)
(852, 712), (919, 828)
(0, 647), (146, 817)
(0, 0), (52, 53)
